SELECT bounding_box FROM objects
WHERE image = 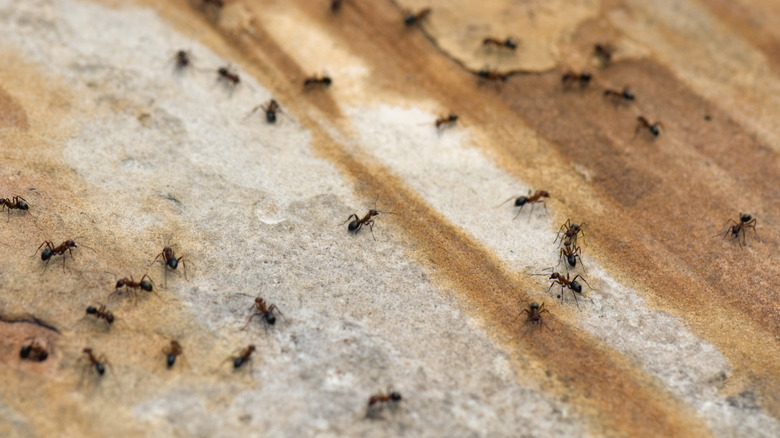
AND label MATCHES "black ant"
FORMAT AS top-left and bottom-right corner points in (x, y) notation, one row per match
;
(559, 240), (585, 272)
(1, 196), (29, 221)
(81, 348), (110, 376)
(249, 99), (281, 123)
(562, 71), (592, 88)
(545, 271), (591, 307)
(20, 338), (49, 362)
(717, 213), (758, 247)
(482, 37), (518, 50)
(555, 219), (585, 246)
(163, 340), (184, 369)
(477, 68), (508, 82)
(367, 388), (402, 414)
(404, 8), (431, 26)
(152, 247), (189, 280)
(435, 113), (458, 129)
(242, 297), (285, 329)
(499, 190), (550, 219)
(304, 74), (332, 89)
(230, 345), (256, 369)
(635, 116), (663, 138)
(173, 49), (191, 70)
(217, 66), (240, 87)
(523, 302), (549, 332)
(593, 43), (614, 65)
(86, 304), (115, 326)
(604, 87), (634, 104)
(341, 204), (396, 240)
(35, 239), (80, 271)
